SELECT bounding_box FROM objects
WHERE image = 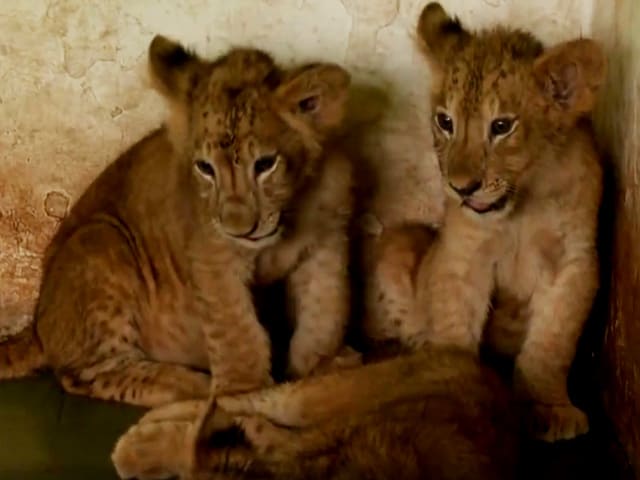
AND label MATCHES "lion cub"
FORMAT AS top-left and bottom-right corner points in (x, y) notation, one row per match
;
(112, 346), (519, 480)
(365, 3), (605, 442)
(0, 36), (354, 406)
